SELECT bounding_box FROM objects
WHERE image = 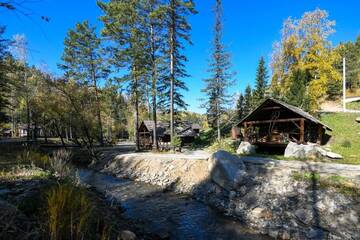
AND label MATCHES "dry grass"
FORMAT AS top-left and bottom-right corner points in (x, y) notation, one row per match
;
(46, 183), (93, 240)
(291, 171), (360, 198)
